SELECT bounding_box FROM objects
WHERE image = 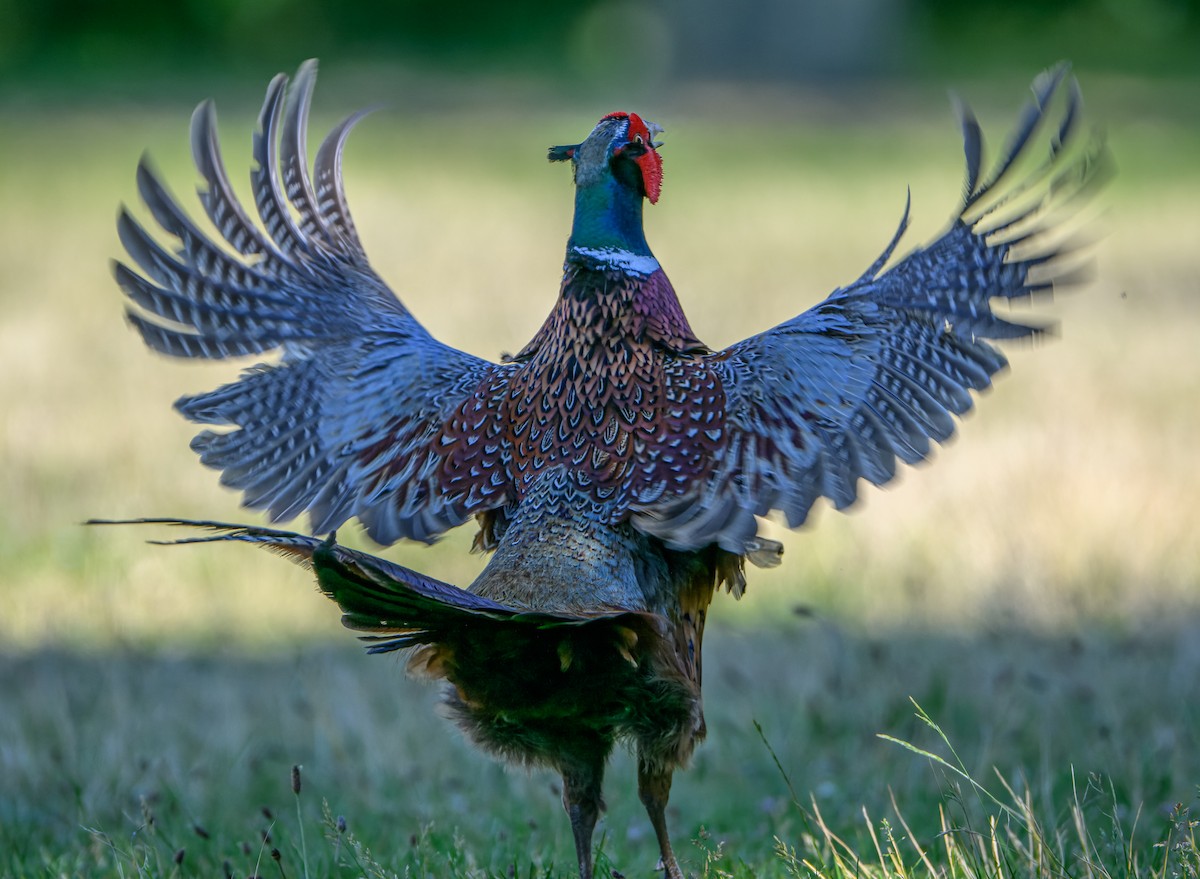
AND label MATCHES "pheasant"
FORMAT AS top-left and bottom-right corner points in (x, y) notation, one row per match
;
(102, 61), (1103, 879)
